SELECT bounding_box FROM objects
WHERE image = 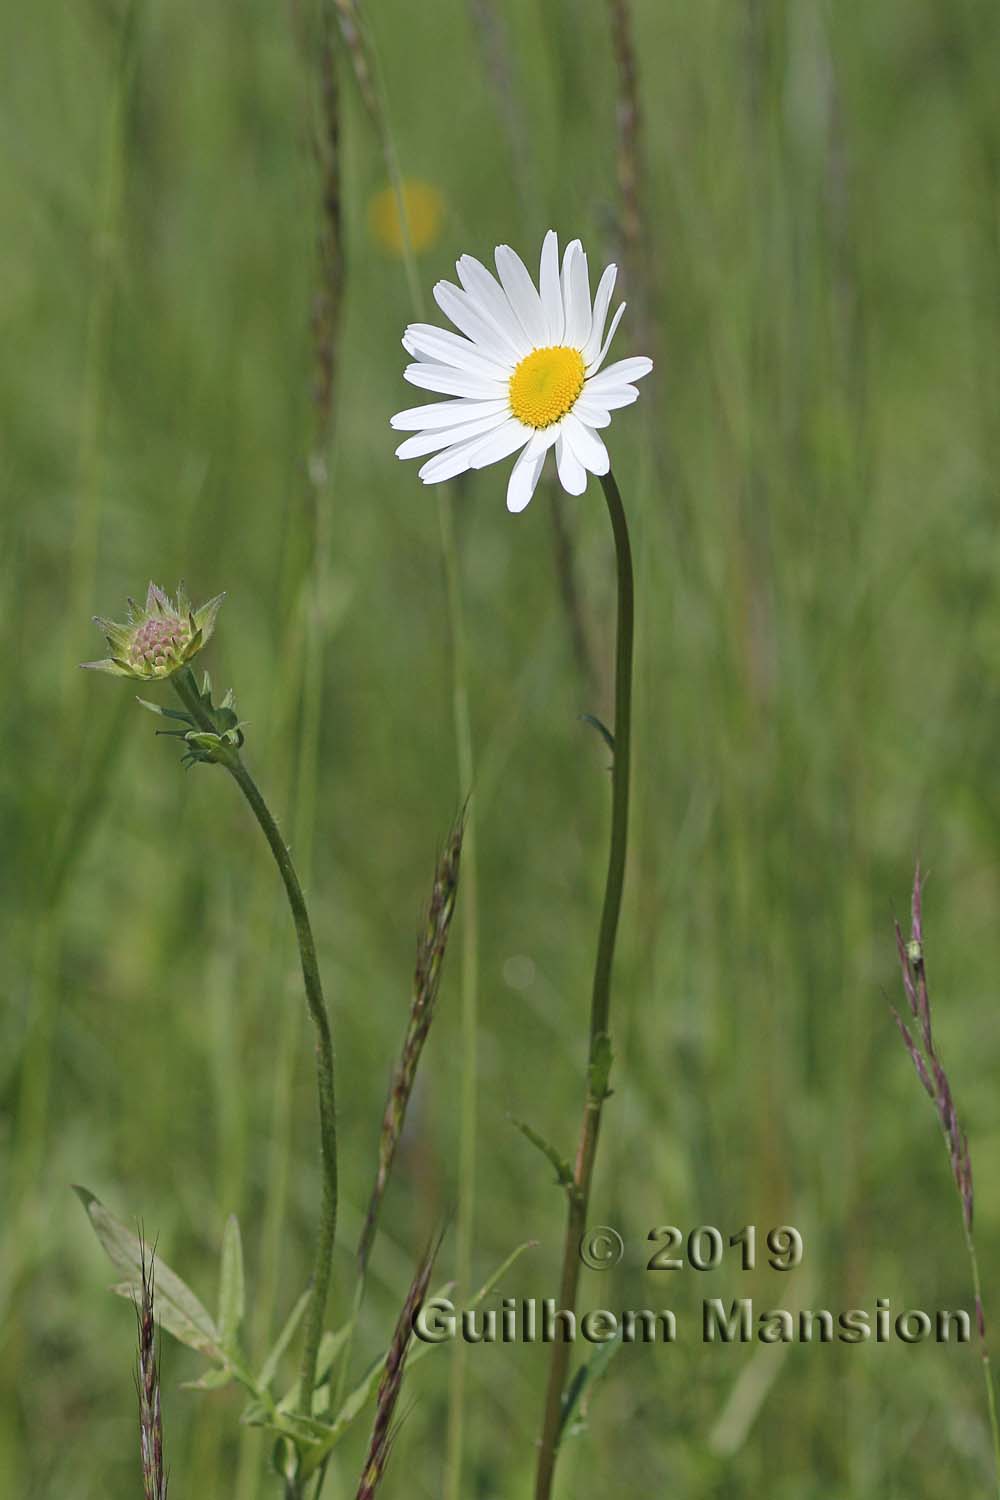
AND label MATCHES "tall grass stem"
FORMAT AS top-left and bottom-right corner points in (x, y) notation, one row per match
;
(331, 10), (482, 1489)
